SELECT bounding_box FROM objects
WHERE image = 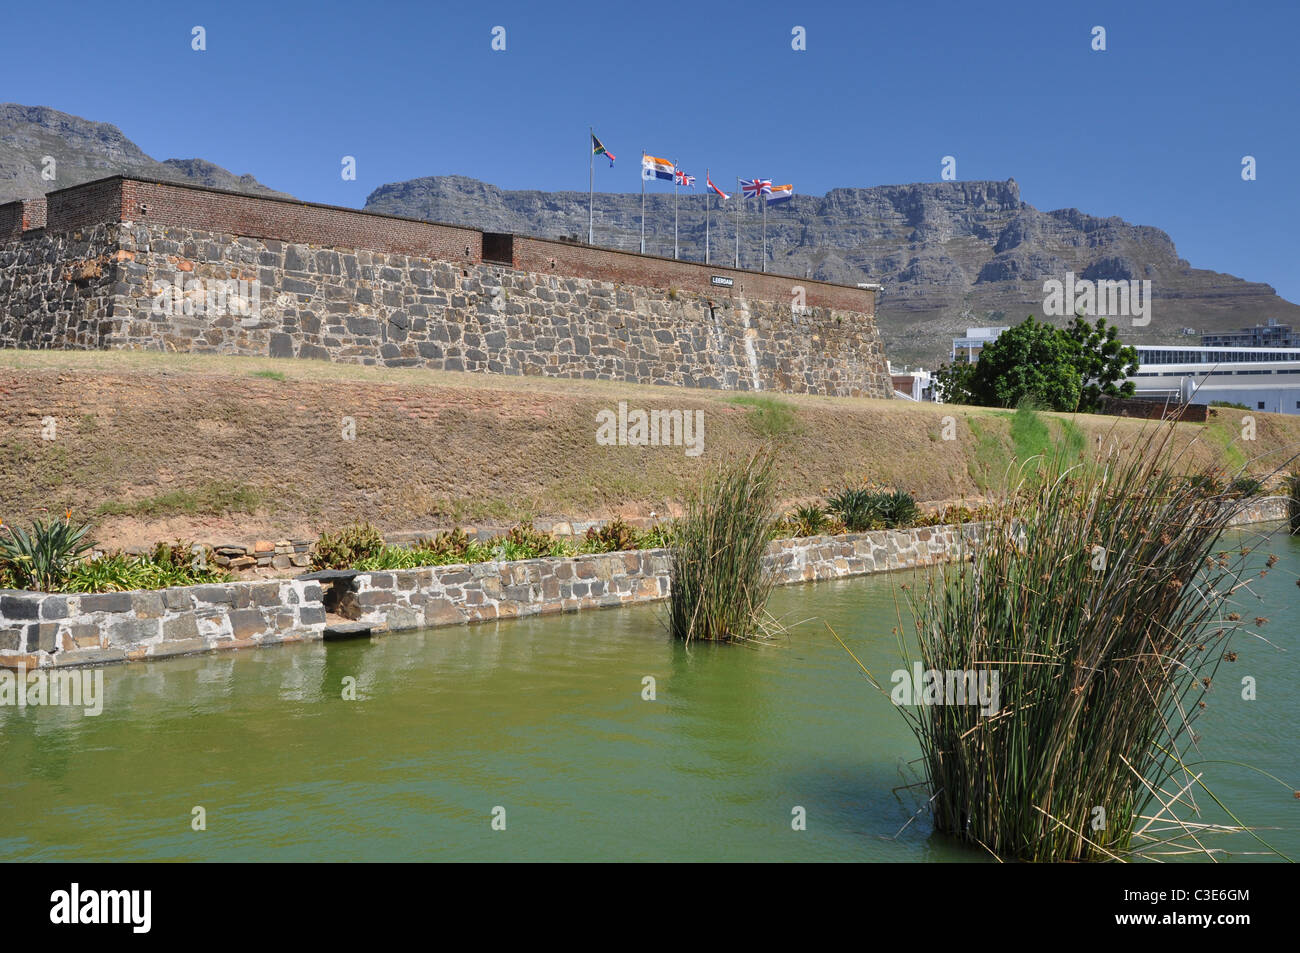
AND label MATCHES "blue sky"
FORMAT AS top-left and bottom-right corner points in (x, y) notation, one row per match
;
(4, 0), (1298, 303)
